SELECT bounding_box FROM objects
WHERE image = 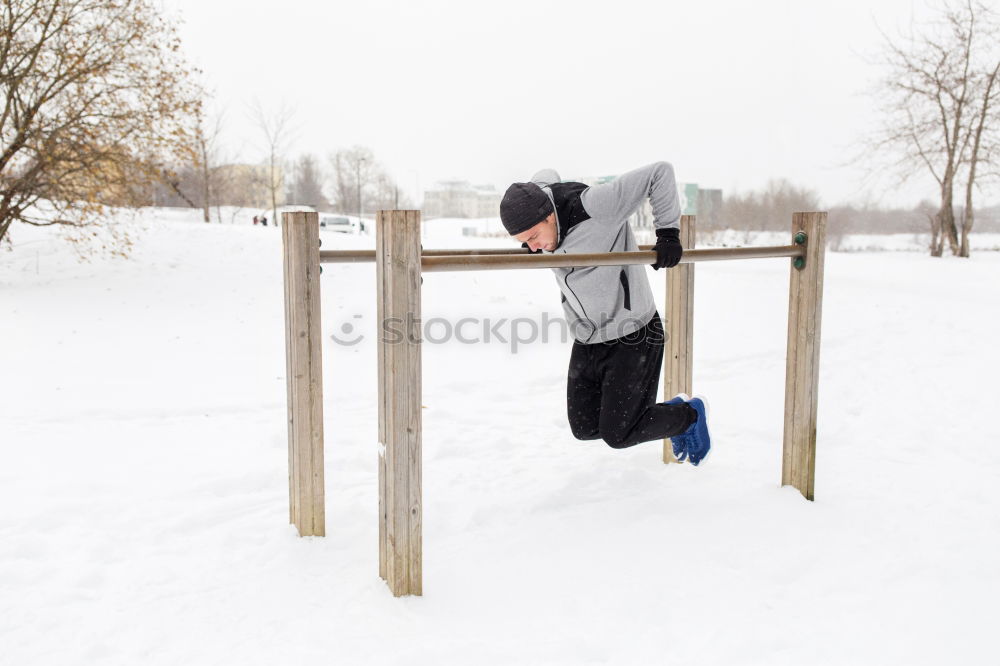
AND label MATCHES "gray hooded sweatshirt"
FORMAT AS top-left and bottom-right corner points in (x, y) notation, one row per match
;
(530, 161), (681, 344)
